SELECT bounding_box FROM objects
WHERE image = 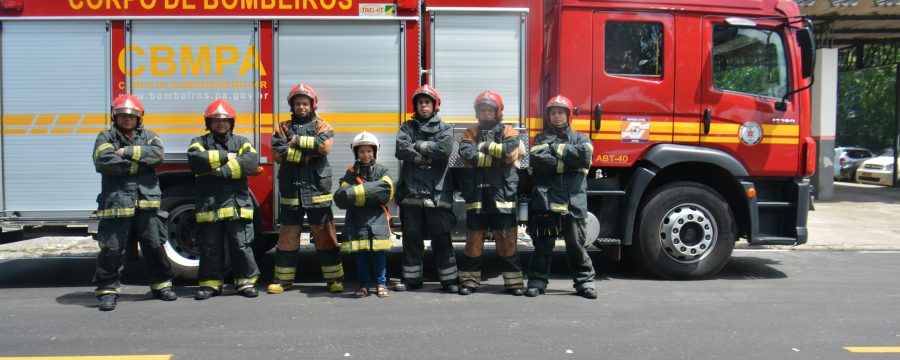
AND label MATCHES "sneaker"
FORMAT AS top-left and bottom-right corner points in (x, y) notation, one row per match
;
(327, 281), (344, 293)
(524, 287), (544, 297)
(577, 288), (597, 299)
(194, 287), (221, 300)
(267, 282), (294, 294)
(152, 287), (177, 301)
(98, 294), (117, 311)
(237, 287), (258, 298)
